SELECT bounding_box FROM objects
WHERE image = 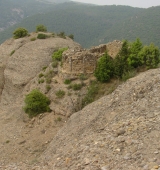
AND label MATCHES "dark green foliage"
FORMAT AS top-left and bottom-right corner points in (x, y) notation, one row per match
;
(13, 27), (28, 39)
(42, 66), (47, 71)
(122, 70), (137, 81)
(113, 40), (131, 78)
(94, 52), (114, 82)
(139, 43), (160, 68)
(24, 89), (51, 117)
(64, 79), (71, 84)
(68, 34), (74, 40)
(39, 73), (44, 78)
(57, 31), (66, 39)
(71, 83), (83, 91)
(1, 4), (160, 48)
(37, 33), (47, 39)
(82, 81), (99, 108)
(36, 24), (47, 32)
(128, 38), (143, 68)
(55, 90), (65, 98)
(52, 48), (68, 61)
